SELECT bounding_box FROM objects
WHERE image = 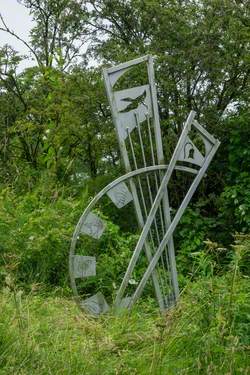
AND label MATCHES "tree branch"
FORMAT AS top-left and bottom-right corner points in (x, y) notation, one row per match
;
(0, 12), (41, 66)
